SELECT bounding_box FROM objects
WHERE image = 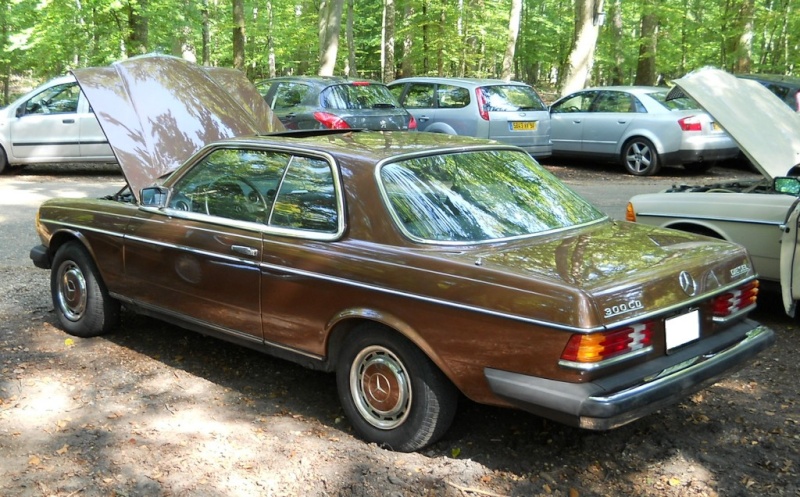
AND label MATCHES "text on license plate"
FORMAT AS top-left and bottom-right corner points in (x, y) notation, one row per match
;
(511, 121), (537, 131)
(665, 309), (700, 352)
